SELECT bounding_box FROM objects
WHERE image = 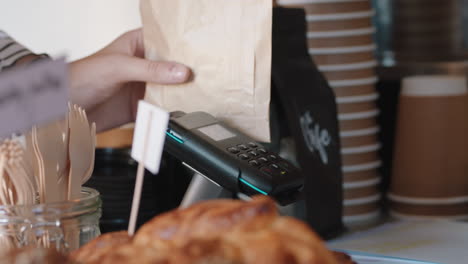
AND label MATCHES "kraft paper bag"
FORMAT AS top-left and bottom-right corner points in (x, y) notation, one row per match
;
(140, 0), (272, 142)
